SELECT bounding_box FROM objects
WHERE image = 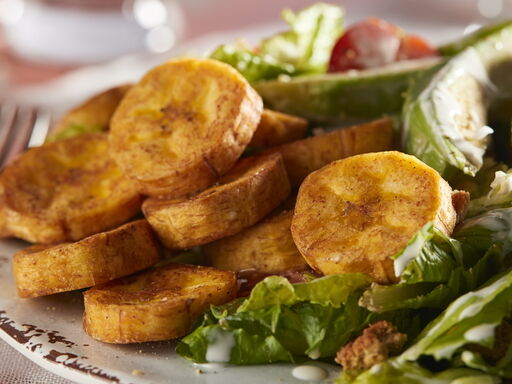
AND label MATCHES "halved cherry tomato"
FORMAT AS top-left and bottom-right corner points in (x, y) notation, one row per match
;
(397, 34), (439, 60)
(328, 18), (402, 72)
(328, 18), (438, 73)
